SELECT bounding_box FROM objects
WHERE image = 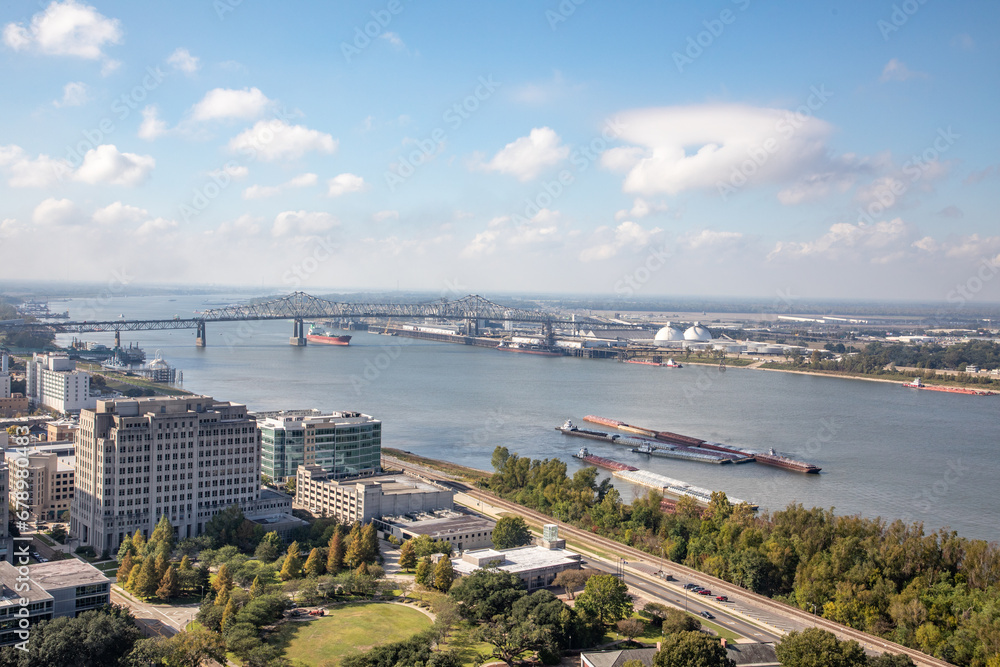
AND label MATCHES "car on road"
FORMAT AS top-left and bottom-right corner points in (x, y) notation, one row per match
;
(698, 589), (712, 596)
(684, 583), (698, 590)
(715, 595), (728, 602)
(700, 611), (714, 619)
